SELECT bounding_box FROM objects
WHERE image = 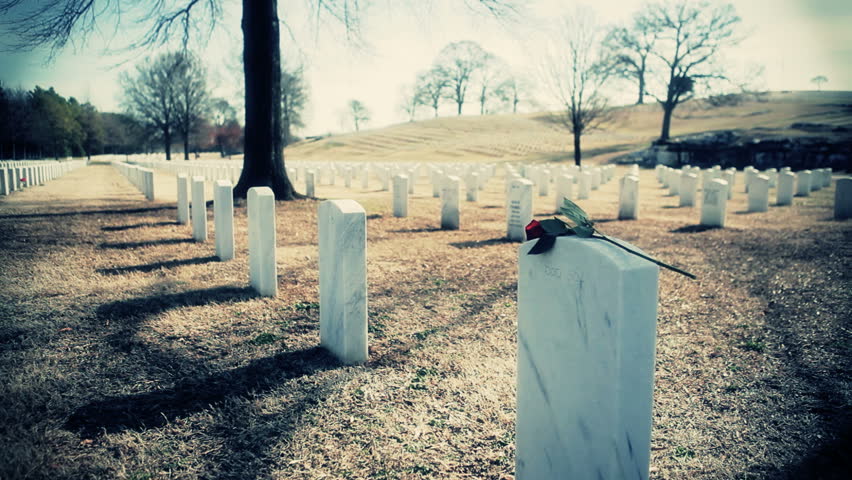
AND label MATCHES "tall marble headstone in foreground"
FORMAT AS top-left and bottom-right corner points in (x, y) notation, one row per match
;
(700, 178), (729, 227)
(319, 199), (368, 365)
(441, 176), (460, 230)
(507, 178), (534, 241)
(517, 236), (659, 480)
(214, 180), (235, 261)
(177, 174), (190, 224)
(248, 186), (278, 297)
(836, 178), (852, 220)
(191, 176), (208, 242)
